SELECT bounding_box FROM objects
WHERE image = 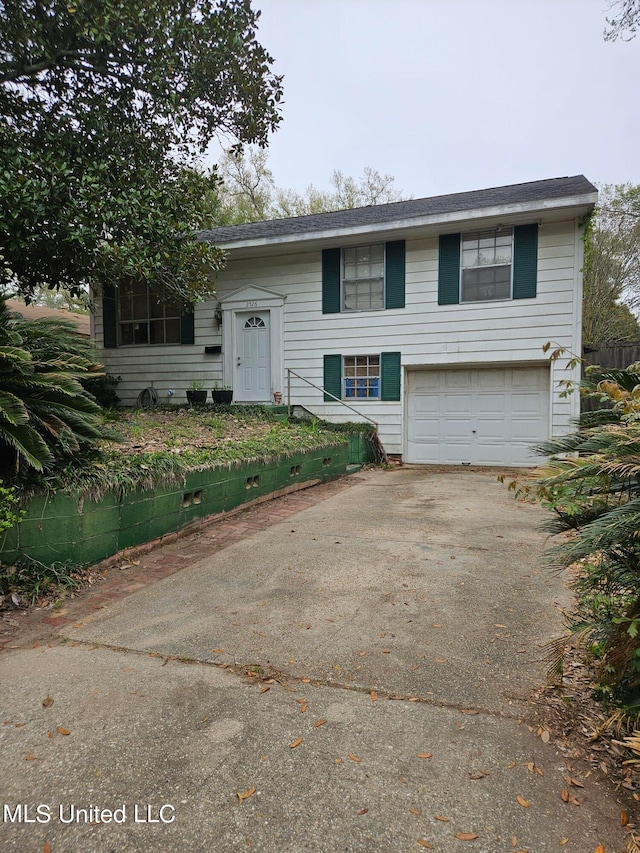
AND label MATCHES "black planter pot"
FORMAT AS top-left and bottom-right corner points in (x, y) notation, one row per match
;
(212, 390), (233, 404)
(186, 389), (207, 405)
